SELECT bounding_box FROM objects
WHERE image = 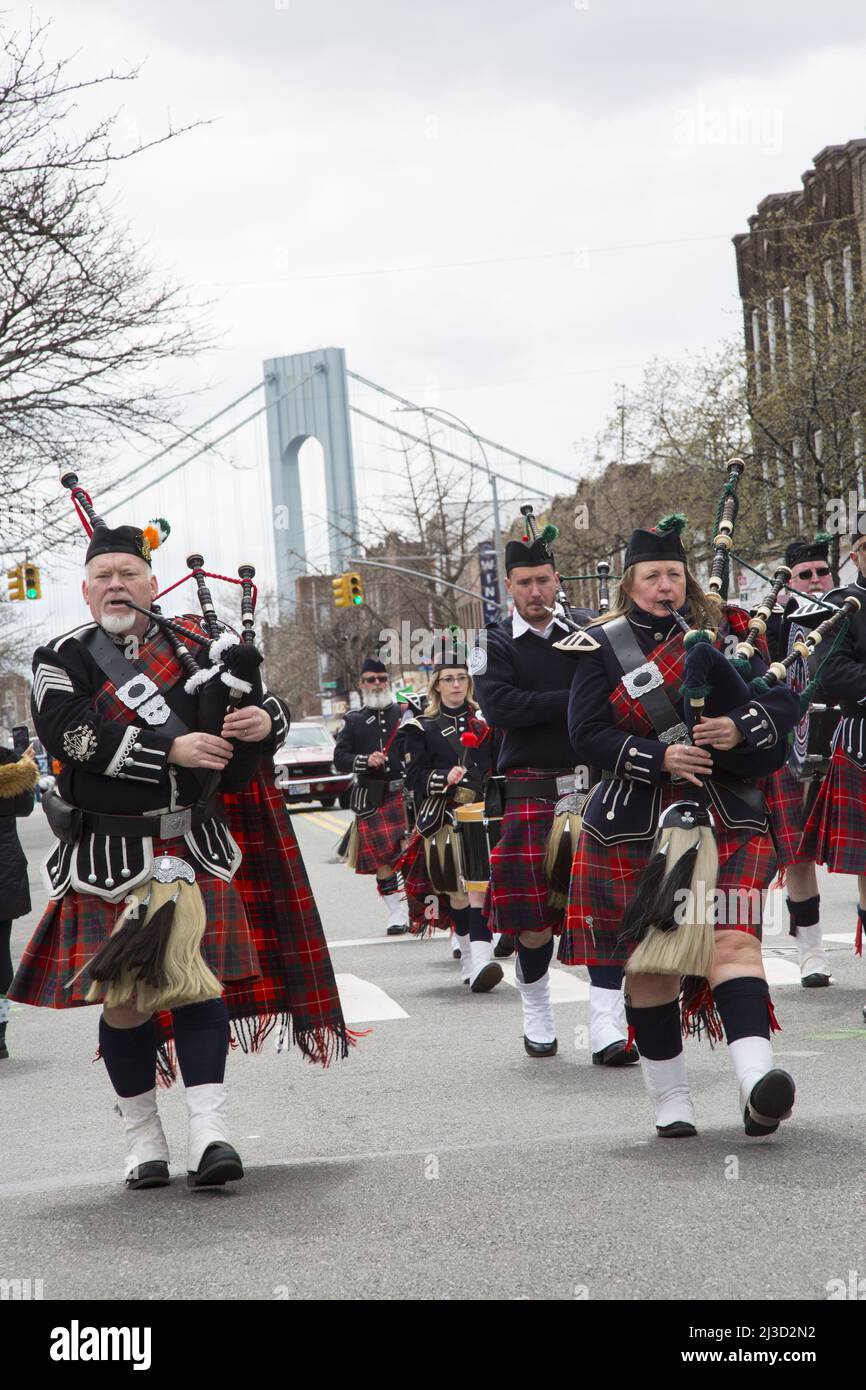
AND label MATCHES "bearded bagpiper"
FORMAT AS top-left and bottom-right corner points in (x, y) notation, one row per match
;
(10, 474), (353, 1191)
